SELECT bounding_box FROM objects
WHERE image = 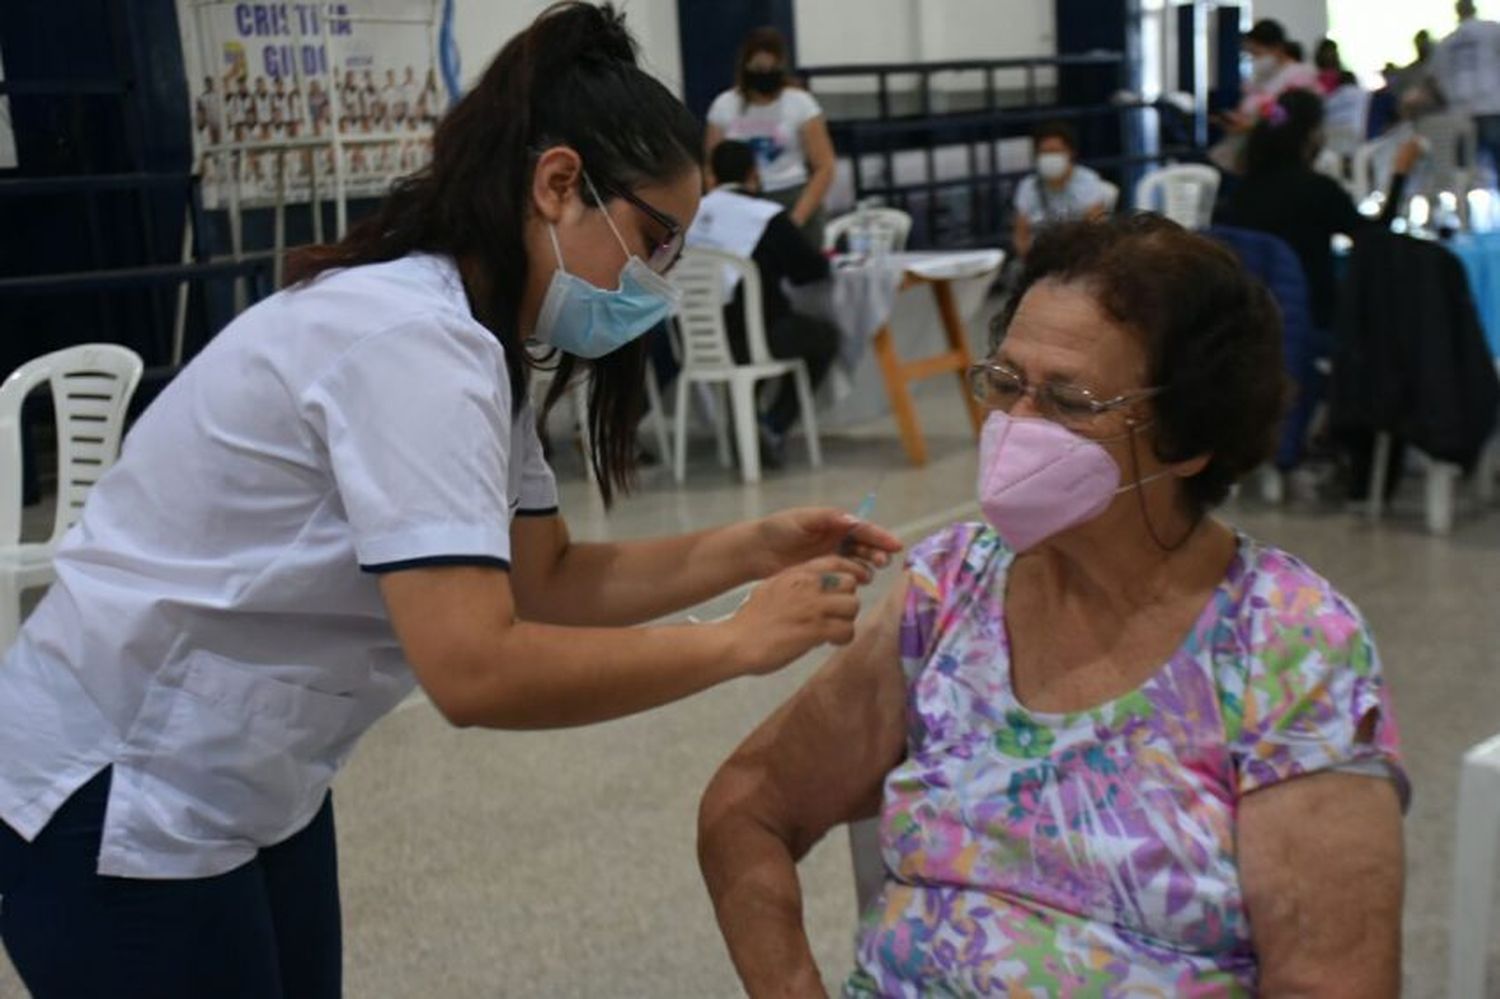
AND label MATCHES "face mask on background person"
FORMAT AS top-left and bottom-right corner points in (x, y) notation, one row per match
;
(744, 69), (784, 97)
(531, 175), (681, 359)
(976, 411), (1171, 552)
(1036, 151), (1071, 182)
(1251, 53), (1279, 82)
